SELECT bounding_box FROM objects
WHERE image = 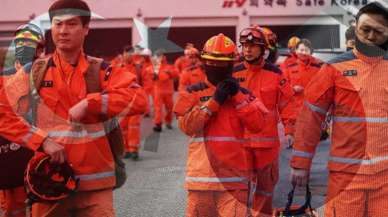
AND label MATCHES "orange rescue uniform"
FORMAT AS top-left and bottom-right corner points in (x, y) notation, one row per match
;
(0, 51), (148, 217)
(233, 61), (296, 216)
(178, 65), (206, 92)
(147, 61), (179, 126)
(281, 55), (322, 114)
(291, 49), (388, 217)
(174, 79), (268, 217)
